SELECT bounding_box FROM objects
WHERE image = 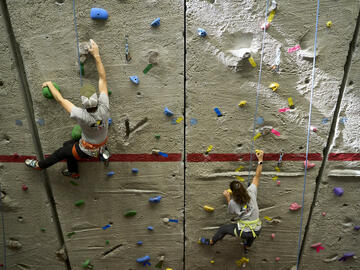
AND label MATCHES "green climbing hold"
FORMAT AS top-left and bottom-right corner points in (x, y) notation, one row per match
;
(72, 125), (82, 140)
(155, 134), (161, 139)
(40, 227), (46, 232)
(108, 90), (112, 96)
(143, 63), (153, 74)
(105, 240), (110, 245)
(42, 82), (60, 99)
(82, 259), (91, 268)
(75, 200), (85, 206)
(67, 232), (76, 238)
(124, 210), (137, 217)
(70, 180), (79, 186)
(80, 63), (85, 76)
